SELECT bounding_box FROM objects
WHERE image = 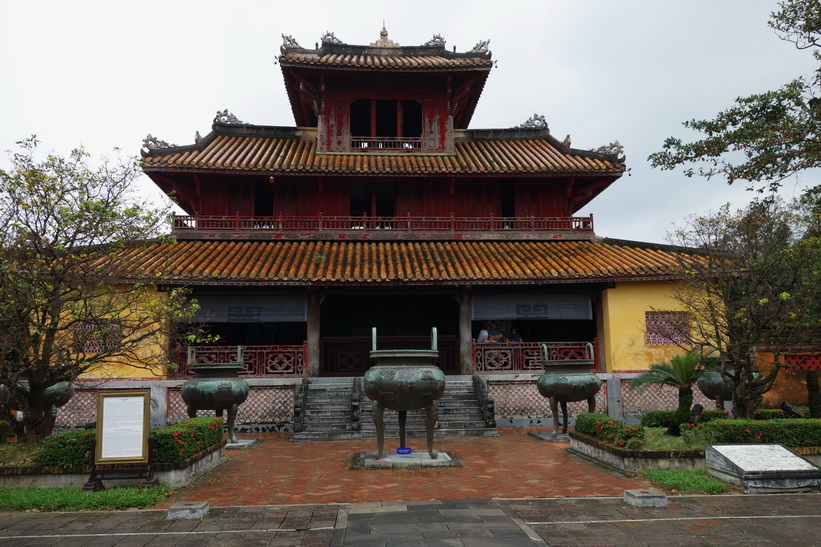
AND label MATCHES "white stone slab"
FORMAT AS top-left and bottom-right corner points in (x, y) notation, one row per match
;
(709, 444), (817, 472)
(706, 444), (821, 494)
